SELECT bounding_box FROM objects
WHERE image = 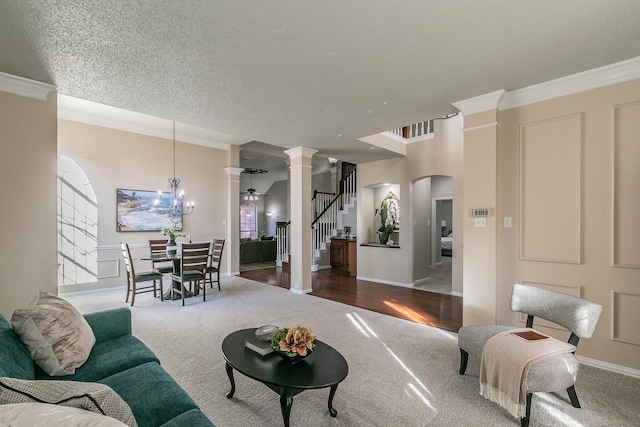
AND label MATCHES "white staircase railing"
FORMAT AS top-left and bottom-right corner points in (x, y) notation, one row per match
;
(275, 221), (289, 267)
(274, 166), (357, 271)
(311, 167), (356, 267)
